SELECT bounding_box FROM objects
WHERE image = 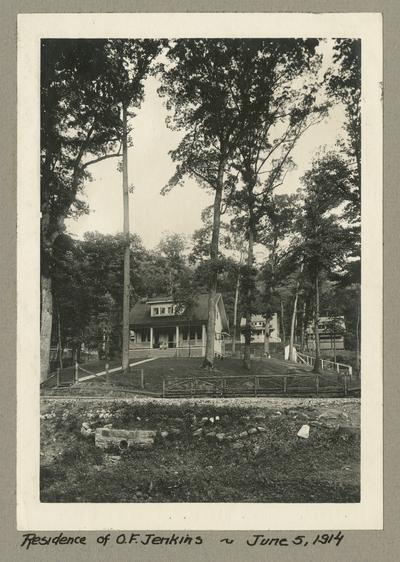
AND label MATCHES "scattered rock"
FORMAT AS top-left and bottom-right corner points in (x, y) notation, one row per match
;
(173, 417), (184, 425)
(209, 417), (215, 424)
(205, 432), (216, 440)
(247, 427), (258, 435)
(192, 428), (203, 437)
(318, 410), (349, 425)
(232, 442), (244, 450)
(160, 431), (169, 439)
(253, 445), (261, 456)
(238, 431), (248, 439)
(216, 433), (225, 442)
(297, 424), (310, 439)
(81, 423), (93, 438)
(257, 426), (267, 433)
(169, 428), (182, 436)
(215, 416), (220, 422)
(200, 417), (209, 425)
(225, 435), (234, 441)
(254, 414), (266, 421)
(274, 411), (282, 416)
(106, 455), (121, 464)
